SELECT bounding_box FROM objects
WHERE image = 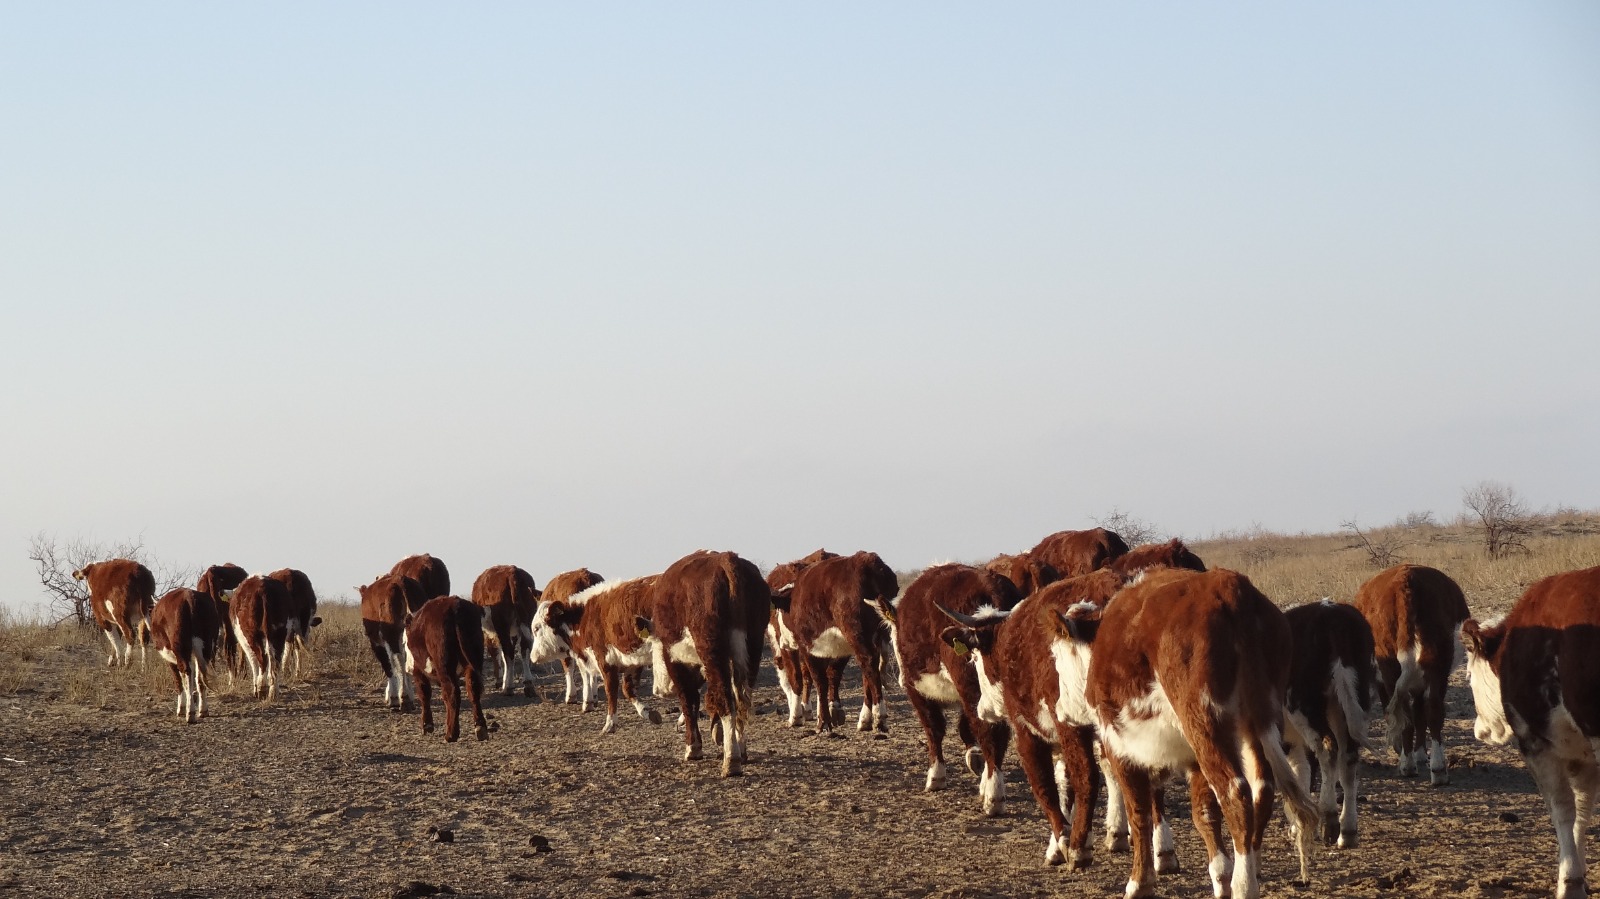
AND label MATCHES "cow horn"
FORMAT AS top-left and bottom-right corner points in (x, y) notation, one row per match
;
(933, 603), (985, 628)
